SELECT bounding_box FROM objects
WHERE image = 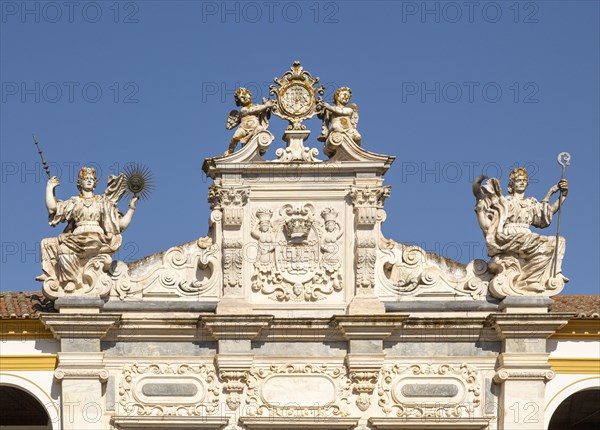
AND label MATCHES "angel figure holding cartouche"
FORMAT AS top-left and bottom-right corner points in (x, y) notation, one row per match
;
(317, 86), (361, 146)
(225, 87), (275, 155)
